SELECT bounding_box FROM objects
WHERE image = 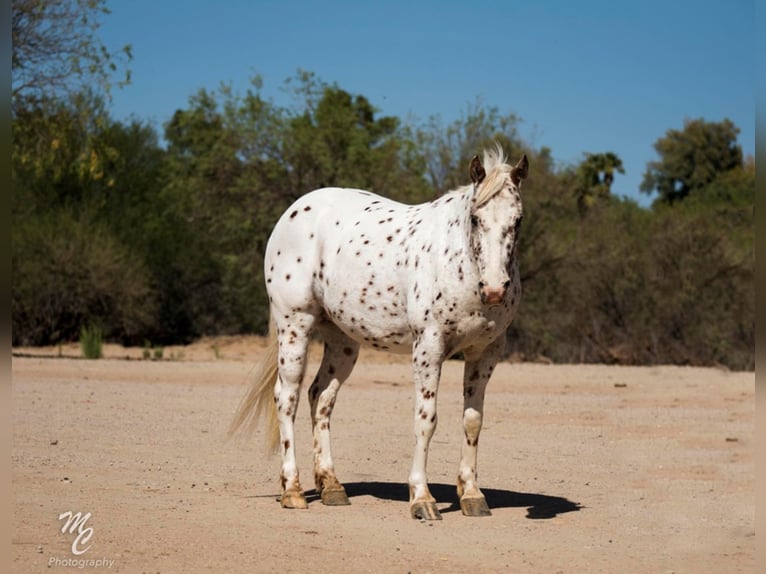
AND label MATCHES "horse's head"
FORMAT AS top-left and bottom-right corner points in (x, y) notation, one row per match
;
(468, 147), (528, 306)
